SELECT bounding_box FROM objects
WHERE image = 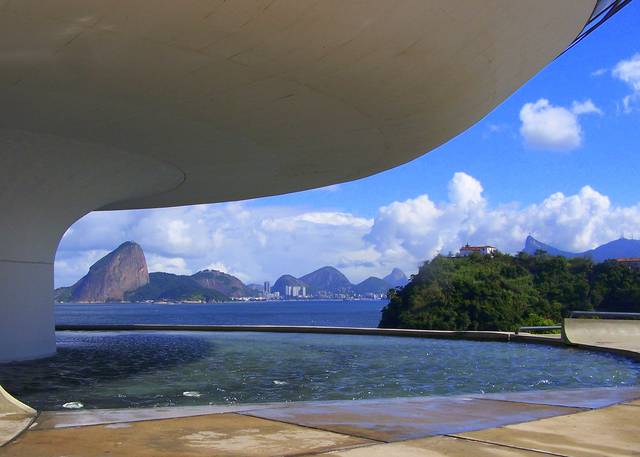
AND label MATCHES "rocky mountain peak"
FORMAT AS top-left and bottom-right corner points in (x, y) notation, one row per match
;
(66, 241), (149, 302)
(383, 268), (409, 287)
(299, 266), (353, 293)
